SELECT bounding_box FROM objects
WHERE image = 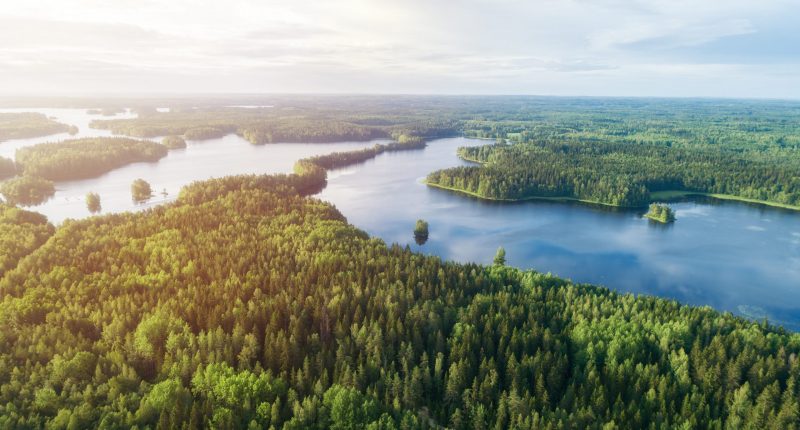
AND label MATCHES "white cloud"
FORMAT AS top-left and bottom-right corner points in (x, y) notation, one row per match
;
(0, 0), (798, 96)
